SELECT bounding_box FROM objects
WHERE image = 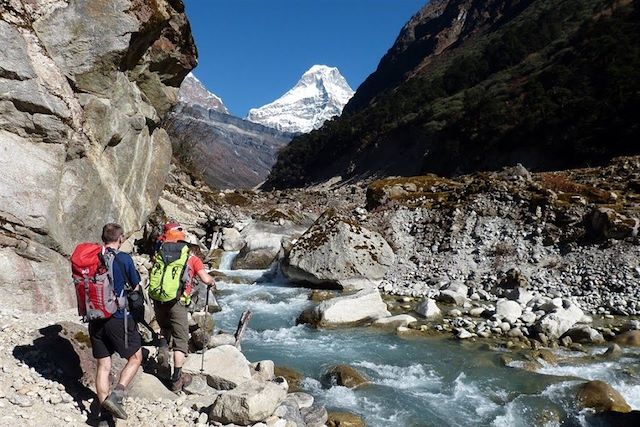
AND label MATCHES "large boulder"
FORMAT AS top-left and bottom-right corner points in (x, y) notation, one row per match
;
(298, 289), (391, 328)
(576, 380), (632, 413)
(128, 371), (177, 401)
(209, 379), (287, 425)
(183, 345), (252, 390)
(588, 207), (640, 240)
(233, 221), (295, 269)
(283, 210), (395, 291)
(222, 227), (245, 251)
(0, 0), (196, 312)
(536, 300), (584, 339)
